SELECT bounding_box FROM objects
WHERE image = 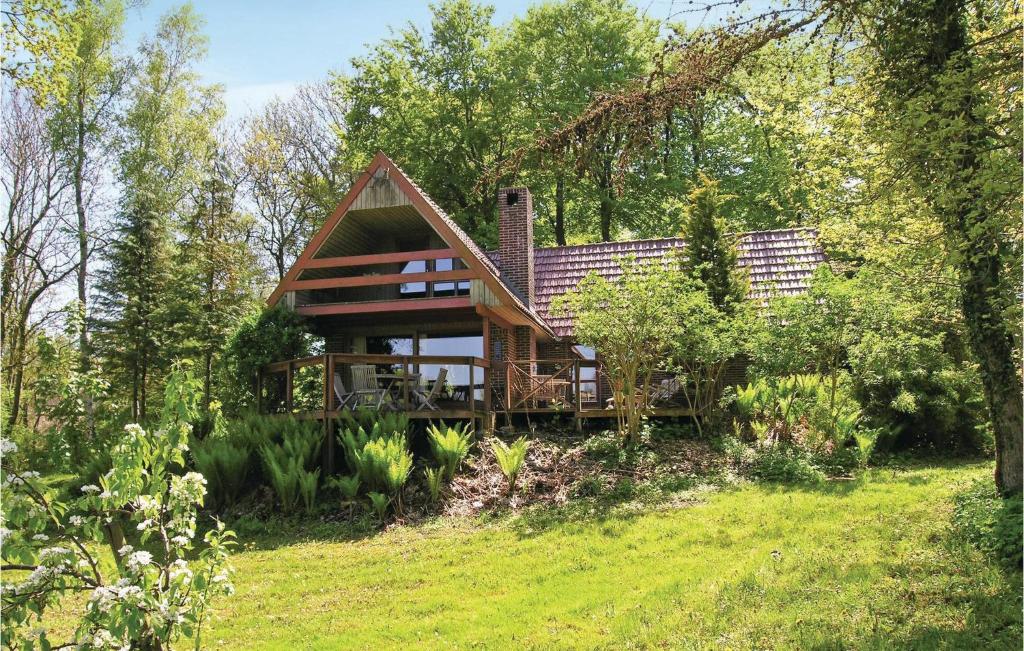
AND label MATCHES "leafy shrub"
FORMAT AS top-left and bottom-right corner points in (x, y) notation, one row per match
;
(749, 445), (825, 484)
(339, 408), (408, 437)
(491, 437), (529, 495)
(367, 492), (391, 520)
(219, 306), (312, 415)
(354, 435), (413, 498)
(258, 423), (323, 512)
(428, 421), (472, 480)
(424, 467), (443, 503)
(952, 479), (1023, 570)
(326, 474), (361, 501)
(191, 436), (250, 510)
